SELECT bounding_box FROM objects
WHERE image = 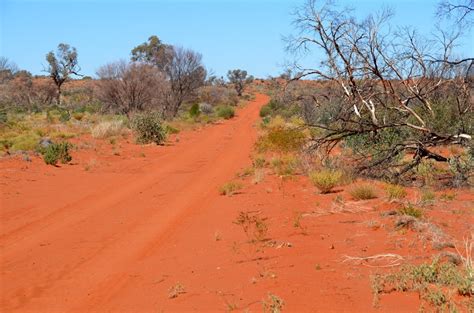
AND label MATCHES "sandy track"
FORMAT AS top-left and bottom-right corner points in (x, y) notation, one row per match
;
(0, 94), (268, 312)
